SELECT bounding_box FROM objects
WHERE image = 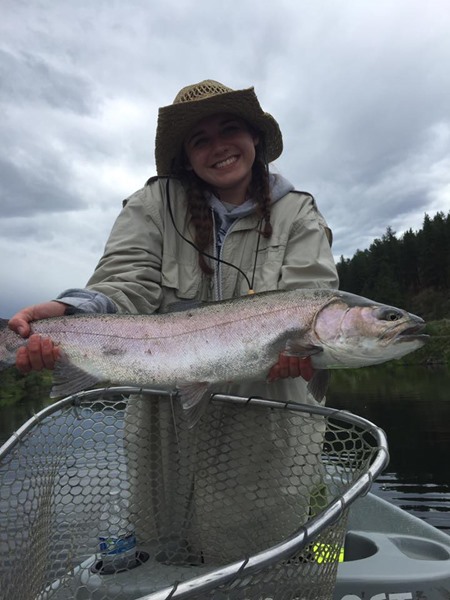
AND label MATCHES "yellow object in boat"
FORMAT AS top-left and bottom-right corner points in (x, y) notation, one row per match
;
(313, 543), (345, 563)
